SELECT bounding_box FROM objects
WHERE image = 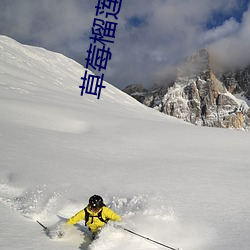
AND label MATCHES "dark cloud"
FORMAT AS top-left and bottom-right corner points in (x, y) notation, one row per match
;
(0, 0), (249, 89)
(0, 0), (95, 59)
